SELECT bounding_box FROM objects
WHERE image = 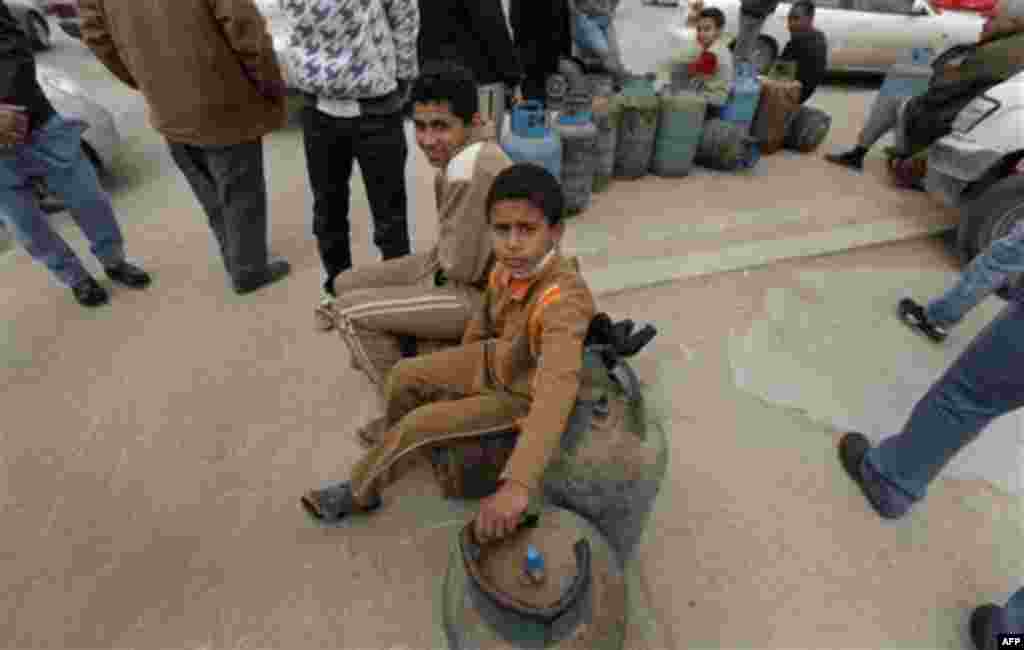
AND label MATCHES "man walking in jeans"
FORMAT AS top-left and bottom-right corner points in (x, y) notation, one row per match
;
(1, 0), (149, 307)
(282, 0), (419, 297)
(80, 0), (291, 295)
